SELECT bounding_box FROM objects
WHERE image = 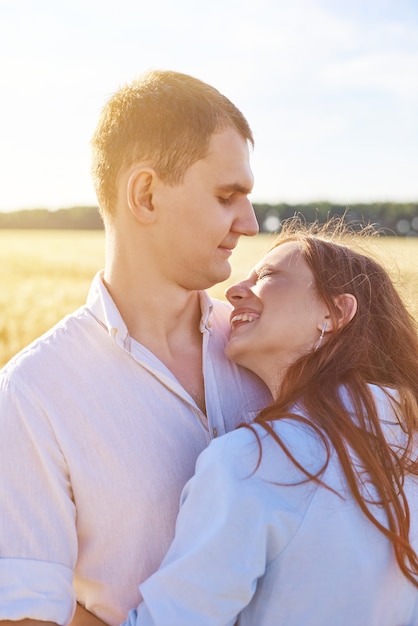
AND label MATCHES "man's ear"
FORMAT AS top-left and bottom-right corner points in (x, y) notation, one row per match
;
(331, 293), (358, 330)
(127, 168), (157, 223)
